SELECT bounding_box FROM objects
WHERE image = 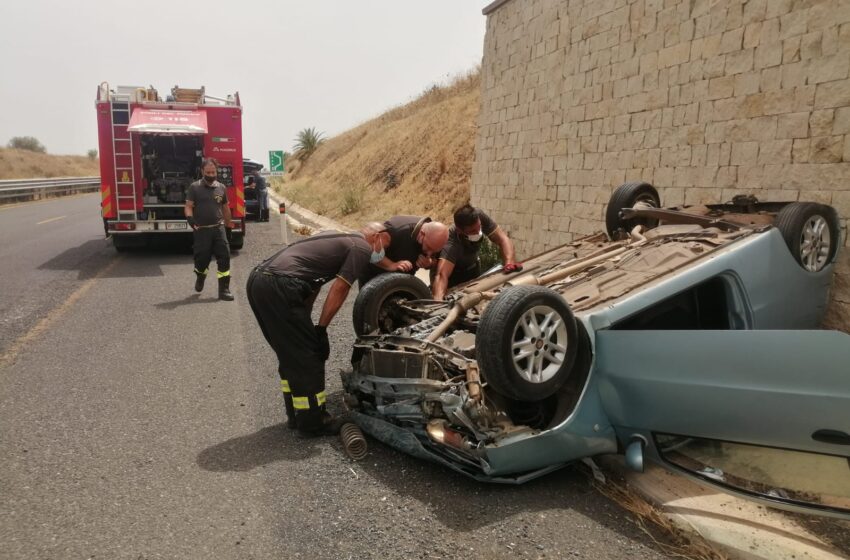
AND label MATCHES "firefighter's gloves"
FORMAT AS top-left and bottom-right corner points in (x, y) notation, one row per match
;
(503, 262), (524, 274)
(315, 325), (330, 361)
(187, 216), (198, 230)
